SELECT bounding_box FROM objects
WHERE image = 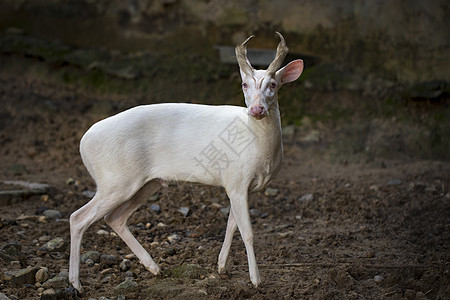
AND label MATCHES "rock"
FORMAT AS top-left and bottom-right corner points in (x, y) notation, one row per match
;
(41, 289), (57, 300)
(4, 164), (27, 176)
(10, 266), (39, 286)
(10, 261), (20, 268)
(41, 237), (65, 251)
(220, 206), (230, 216)
(119, 259), (131, 271)
(43, 209), (62, 219)
(35, 268), (49, 283)
(117, 296), (126, 300)
(81, 251), (101, 264)
(177, 207), (191, 217)
(115, 279), (138, 294)
(85, 259), (95, 266)
(249, 208), (260, 217)
(260, 212), (268, 218)
(387, 179), (401, 186)
(100, 254), (118, 266)
(58, 269), (69, 279)
(81, 190), (95, 198)
(167, 234), (181, 244)
(374, 274), (383, 282)
(42, 276), (68, 289)
(166, 264), (208, 279)
(278, 231), (294, 238)
(298, 194), (314, 202)
(38, 236), (51, 243)
(0, 292), (10, 300)
(97, 229), (109, 235)
(150, 204), (161, 213)
(264, 187), (279, 197)
(0, 242), (25, 264)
